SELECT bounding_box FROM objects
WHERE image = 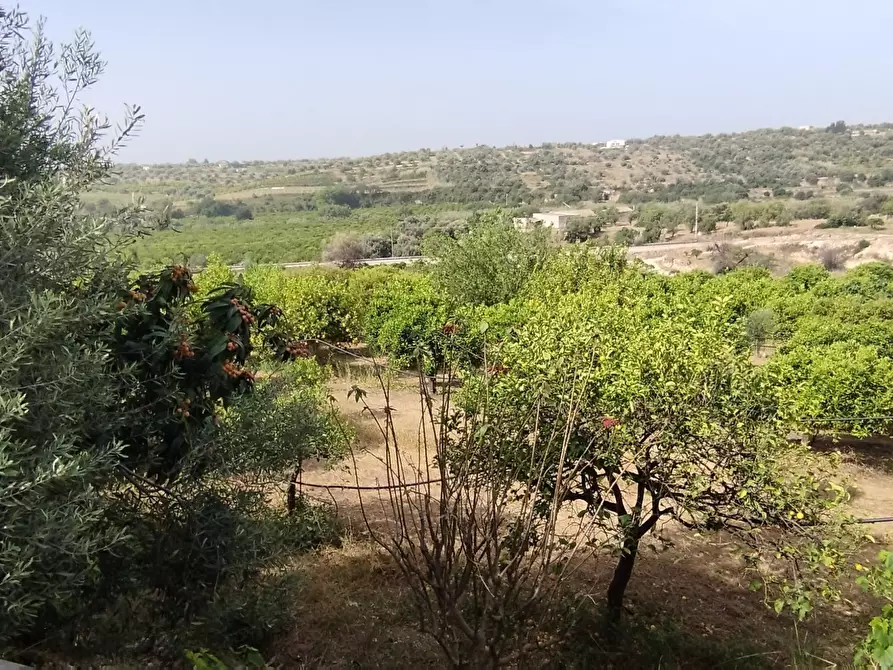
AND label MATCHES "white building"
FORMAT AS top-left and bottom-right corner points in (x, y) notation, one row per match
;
(604, 139), (626, 149)
(515, 209), (593, 233)
(533, 212), (571, 231)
